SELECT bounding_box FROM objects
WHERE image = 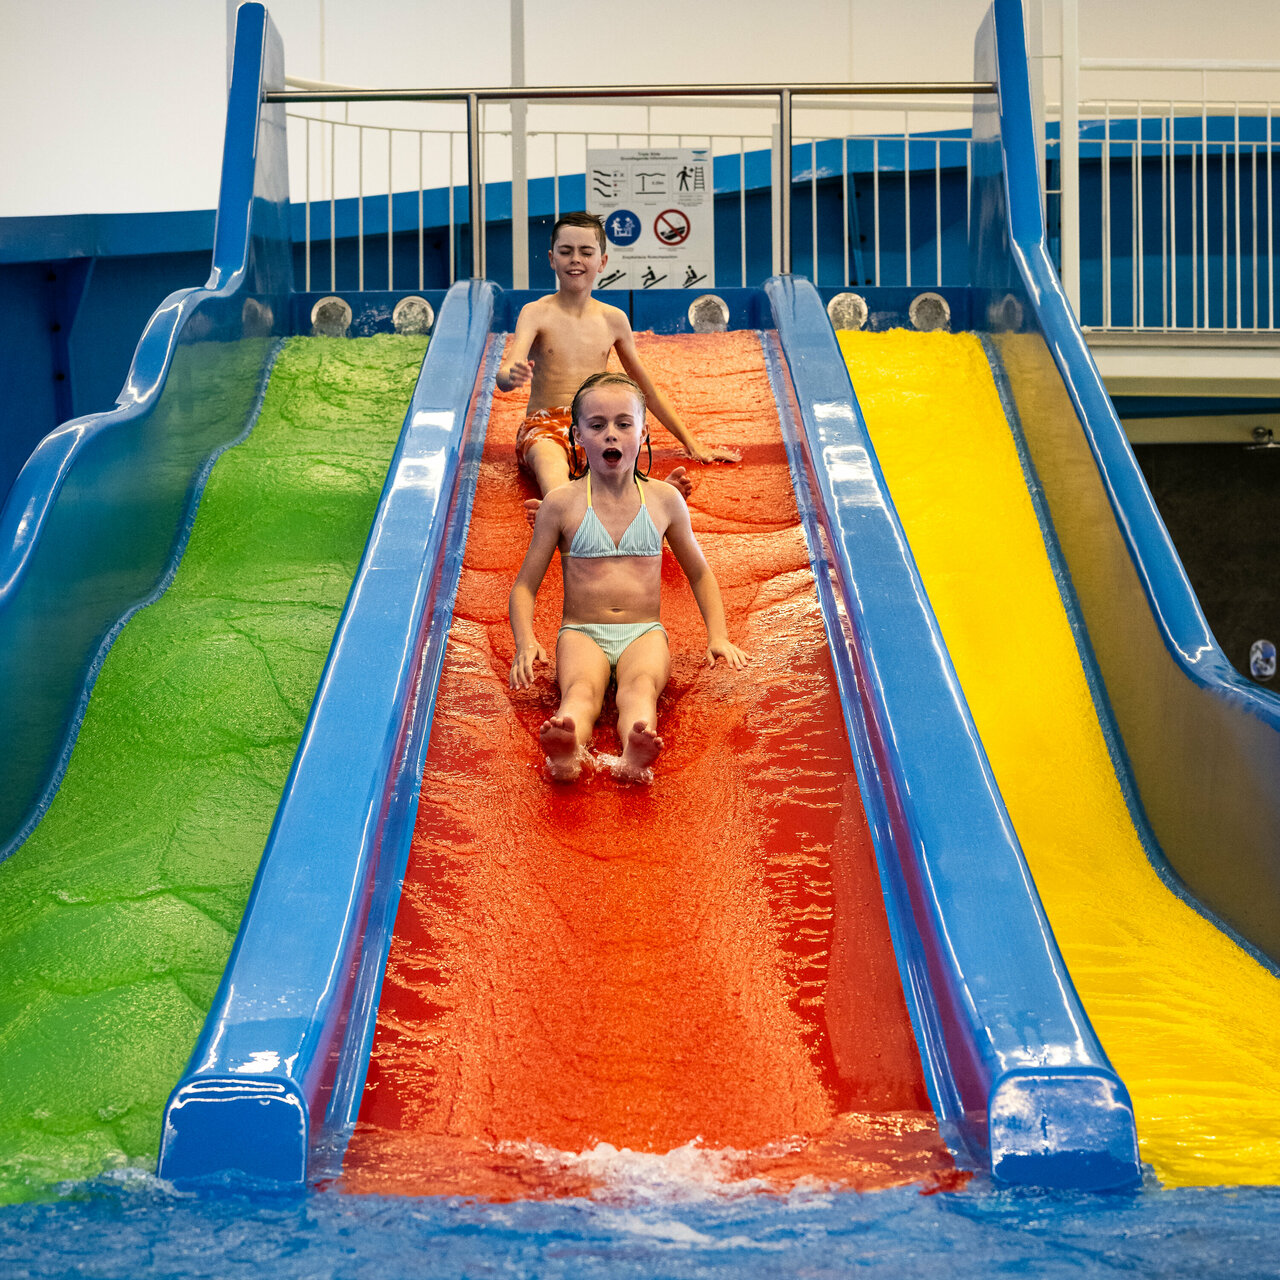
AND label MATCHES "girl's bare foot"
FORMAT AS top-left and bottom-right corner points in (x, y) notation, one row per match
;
(524, 496), (542, 528)
(541, 714), (587, 782)
(616, 720), (663, 783)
